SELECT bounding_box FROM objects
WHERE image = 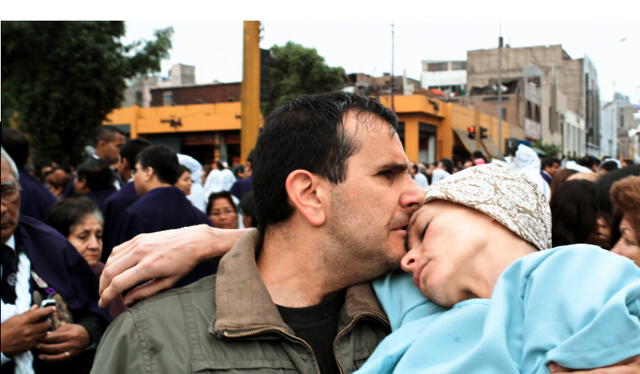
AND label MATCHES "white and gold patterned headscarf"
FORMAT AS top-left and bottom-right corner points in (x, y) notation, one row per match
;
(425, 163), (552, 251)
